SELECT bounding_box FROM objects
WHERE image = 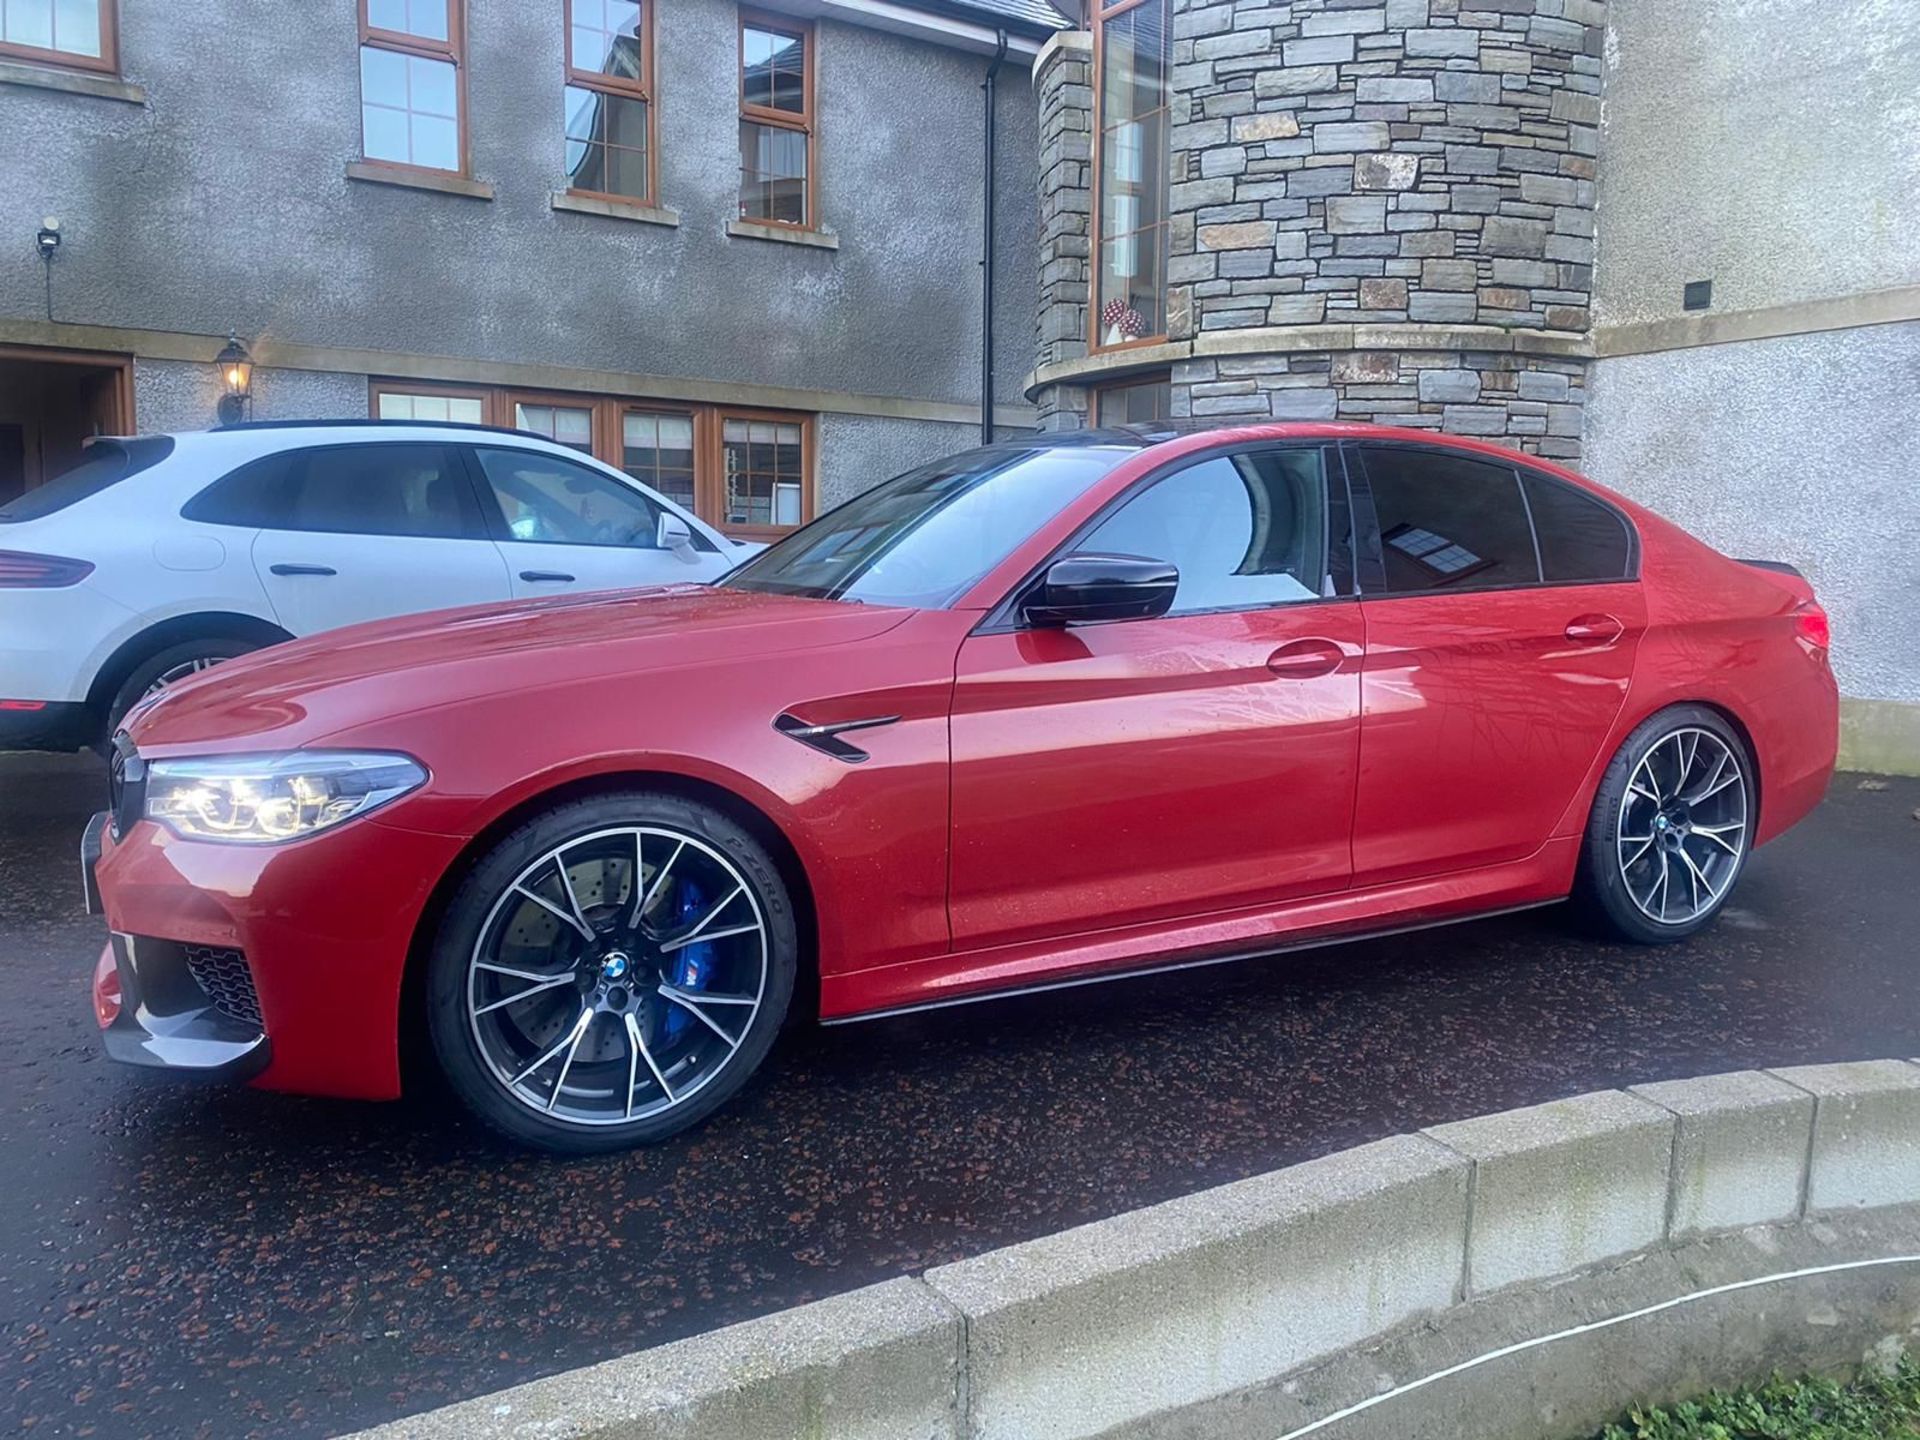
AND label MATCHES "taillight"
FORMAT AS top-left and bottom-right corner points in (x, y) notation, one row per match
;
(0, 700), (49, 711)
(1794, 600), (1831, 653)
(0, 549), (94, 588)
